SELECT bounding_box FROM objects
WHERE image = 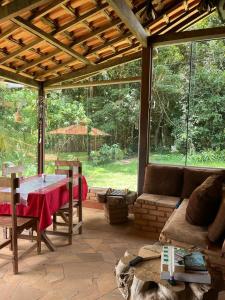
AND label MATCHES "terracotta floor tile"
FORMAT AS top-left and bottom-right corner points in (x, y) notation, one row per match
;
(0, 208), (152, 300)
